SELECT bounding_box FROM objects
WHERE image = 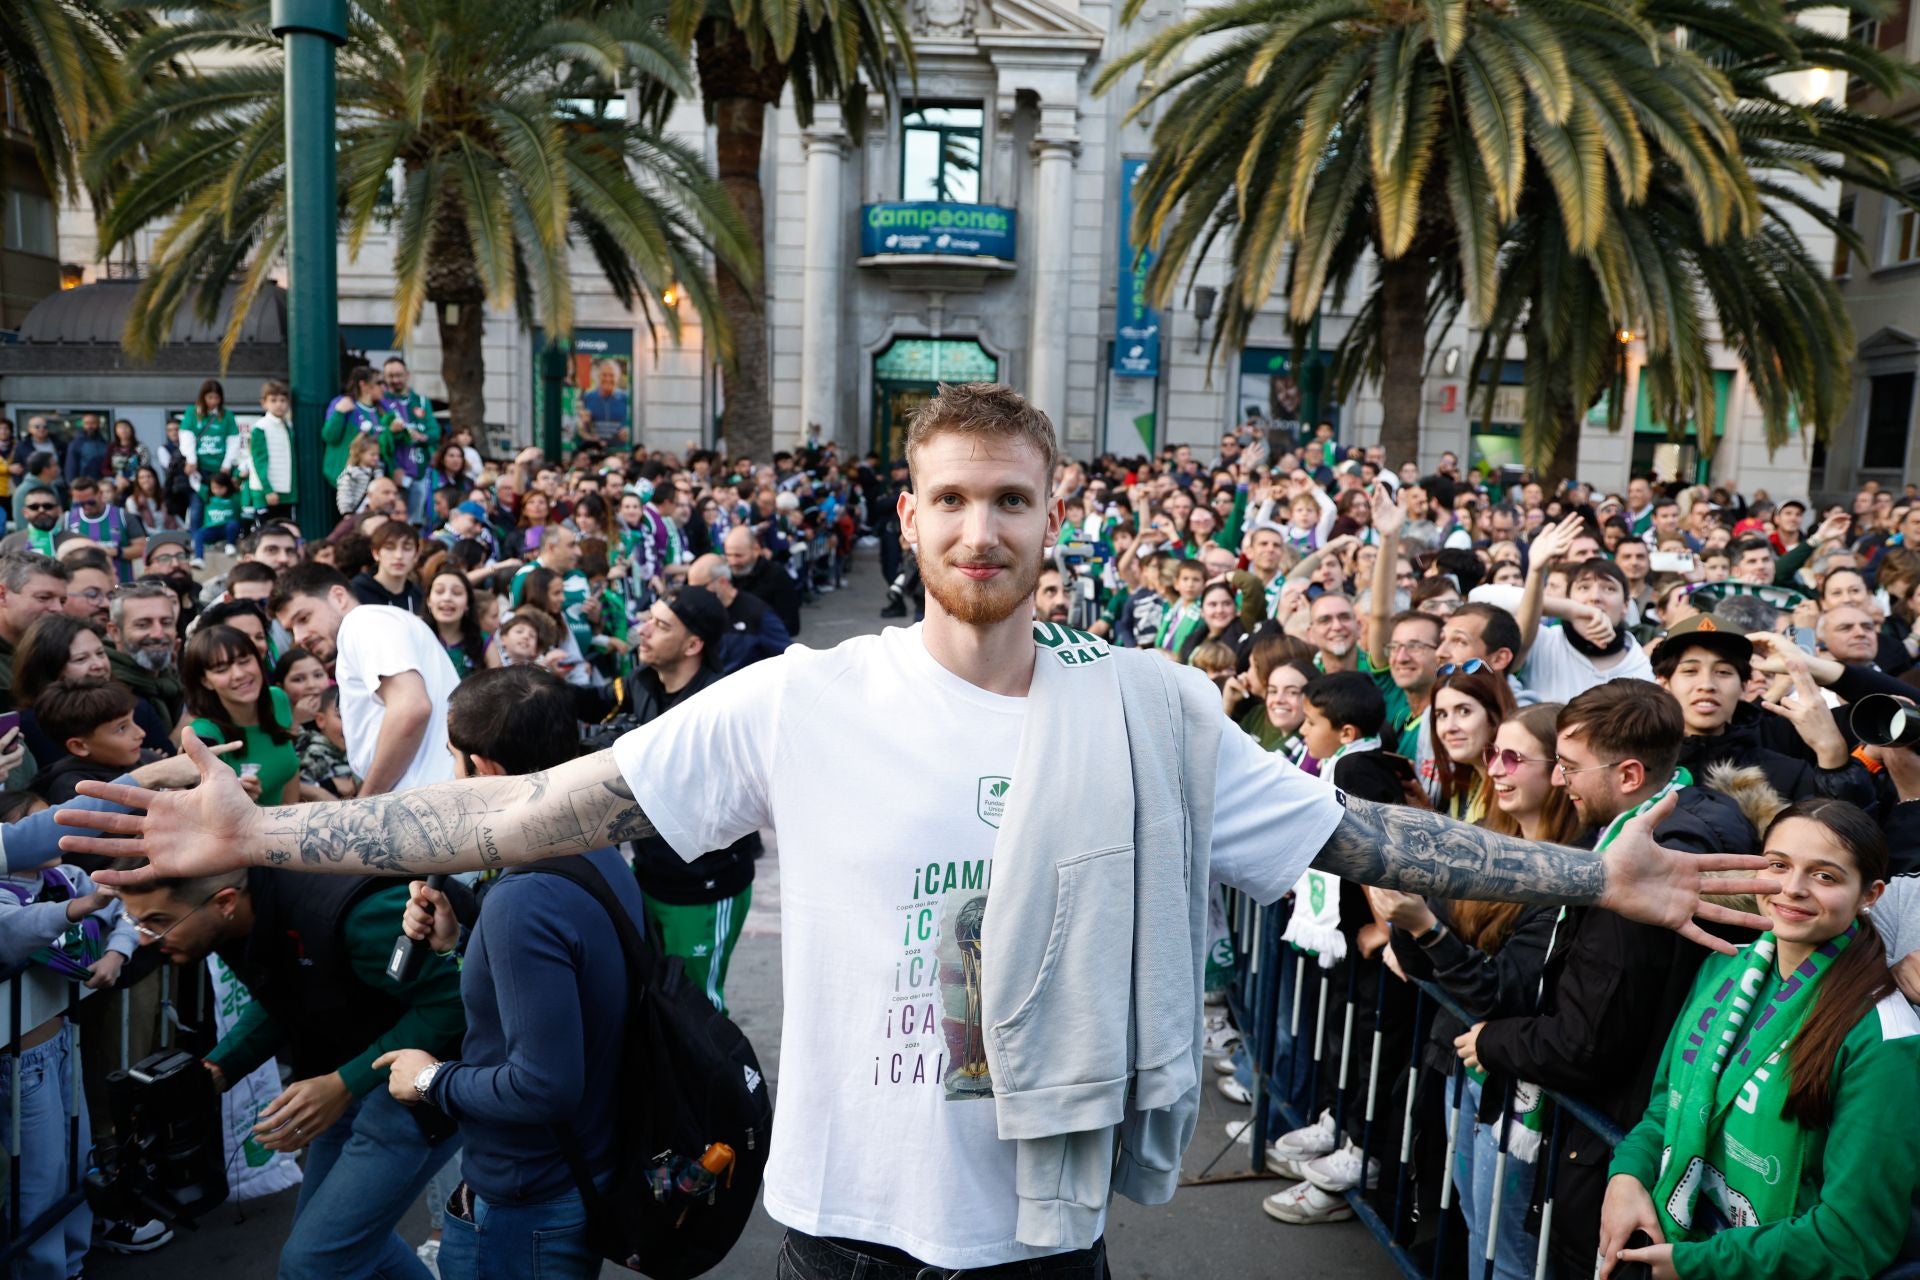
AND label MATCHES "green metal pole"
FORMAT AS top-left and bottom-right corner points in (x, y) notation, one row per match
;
(272, 0), (346, 541)
(541, 340), (567, 463)
(1299, 308), (1324, 443)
